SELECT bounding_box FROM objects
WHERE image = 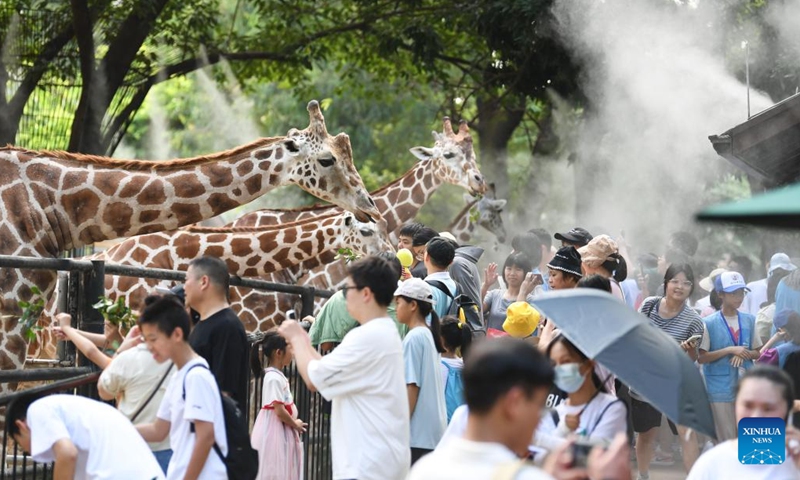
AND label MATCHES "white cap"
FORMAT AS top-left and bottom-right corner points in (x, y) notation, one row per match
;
(769, 253), (797, 276)
(715, 271), (750, 293)
(394, 278), (436, 305)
